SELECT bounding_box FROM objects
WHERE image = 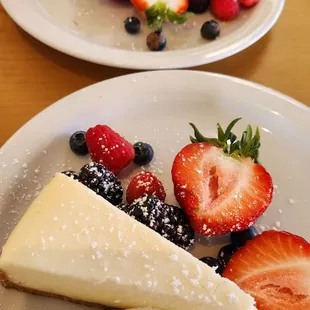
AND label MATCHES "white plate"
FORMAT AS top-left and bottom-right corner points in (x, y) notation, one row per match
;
(0, 70), (309, 309)
(1, 0), (285, 69)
